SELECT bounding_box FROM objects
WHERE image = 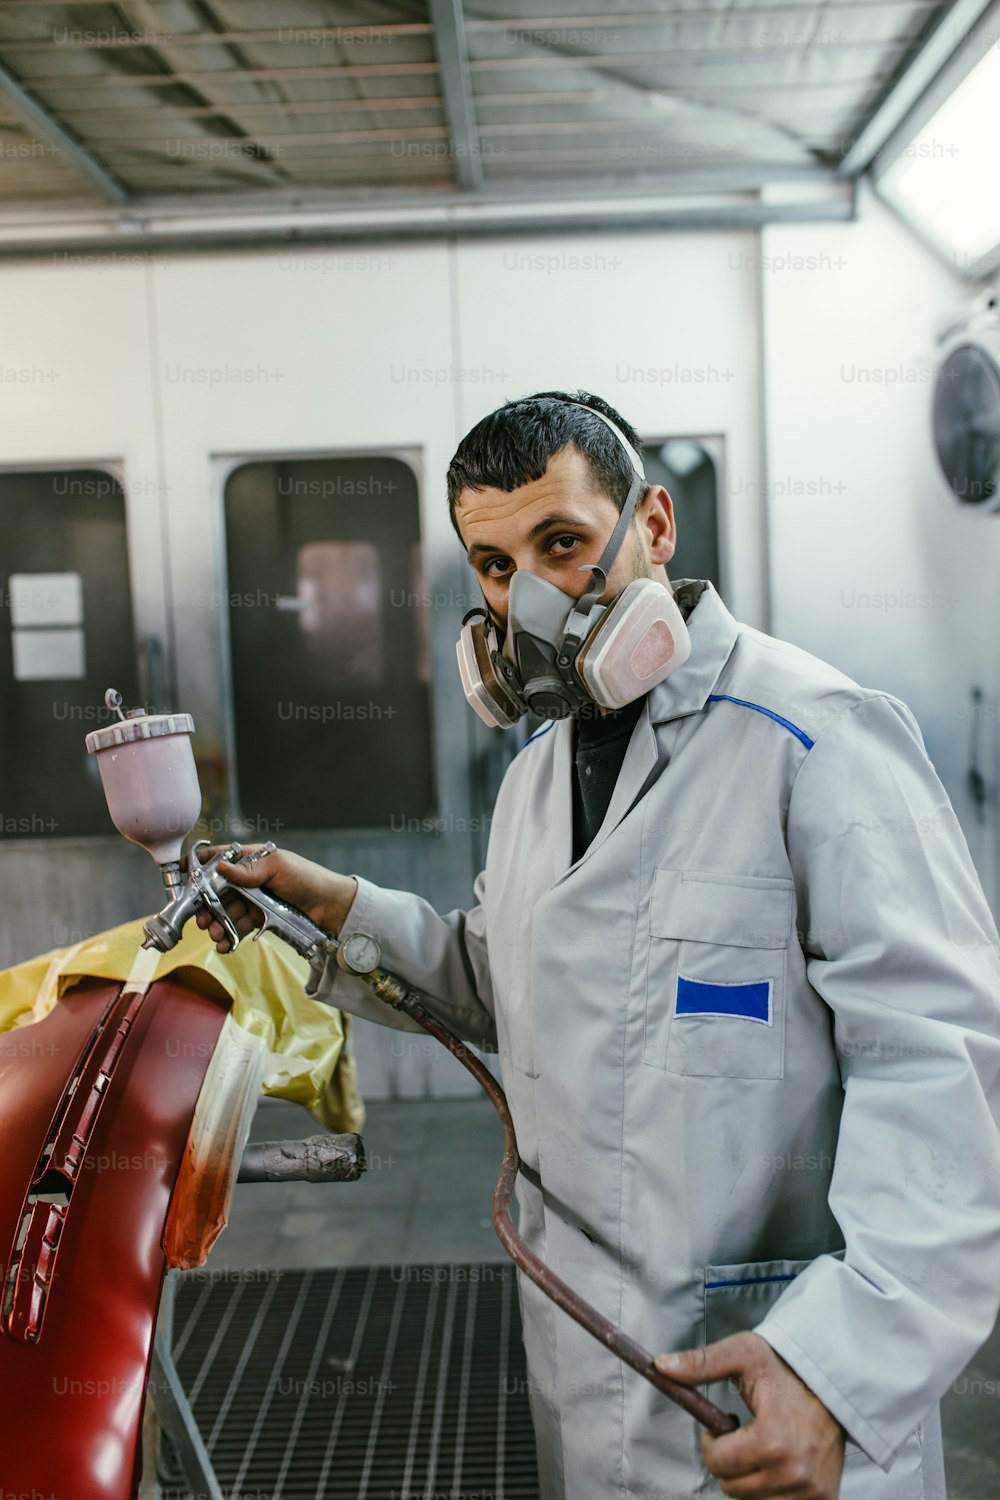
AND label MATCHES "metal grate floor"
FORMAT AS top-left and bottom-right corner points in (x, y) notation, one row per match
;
(162, 1262), (541, 1500)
